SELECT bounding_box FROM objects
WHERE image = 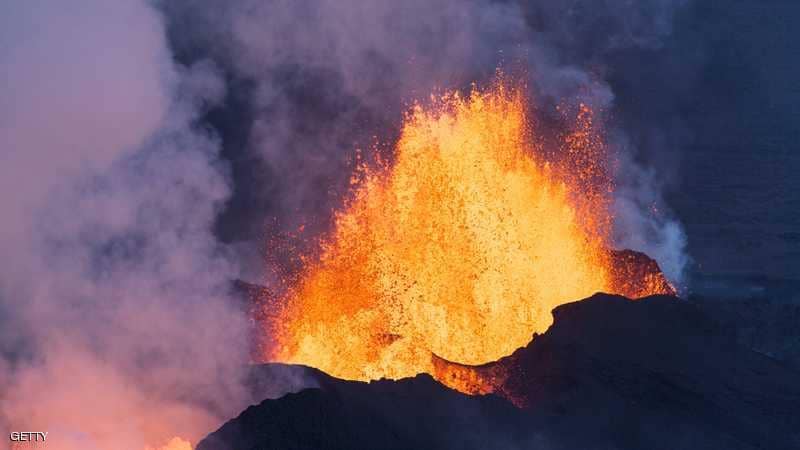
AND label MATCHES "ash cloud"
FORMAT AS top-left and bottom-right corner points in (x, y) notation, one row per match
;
(162, 0), (690, 286)
(0, 1), (693, 448)
(0, 1), (252, 448)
